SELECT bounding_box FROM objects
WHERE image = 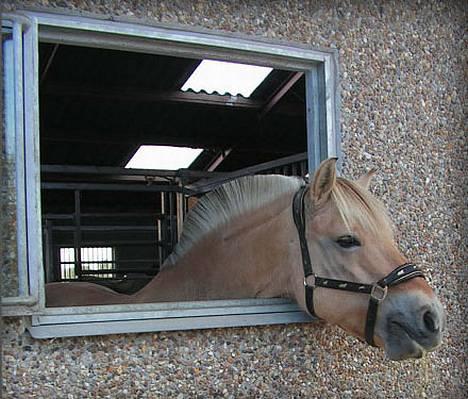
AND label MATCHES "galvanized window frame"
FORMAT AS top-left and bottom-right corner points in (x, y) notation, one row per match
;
(2, 15), (43, 314)
(1, 10), (340, 338)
